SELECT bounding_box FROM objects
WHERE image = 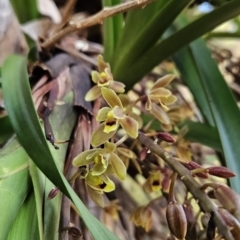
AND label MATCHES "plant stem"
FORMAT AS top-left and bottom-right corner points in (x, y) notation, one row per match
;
(115, 134), (129, 146)
(137, 131), (234, 240)
(41, 0), (156, 50)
